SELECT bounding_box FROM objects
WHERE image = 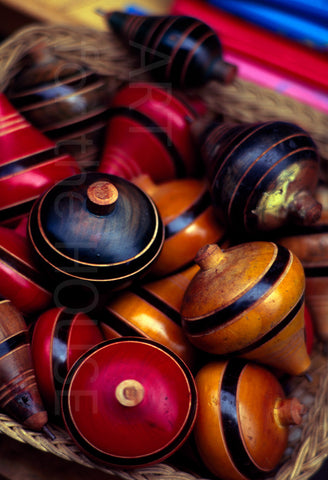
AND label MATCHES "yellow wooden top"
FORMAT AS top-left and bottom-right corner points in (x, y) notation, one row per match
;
(0, 0), (173, 30)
